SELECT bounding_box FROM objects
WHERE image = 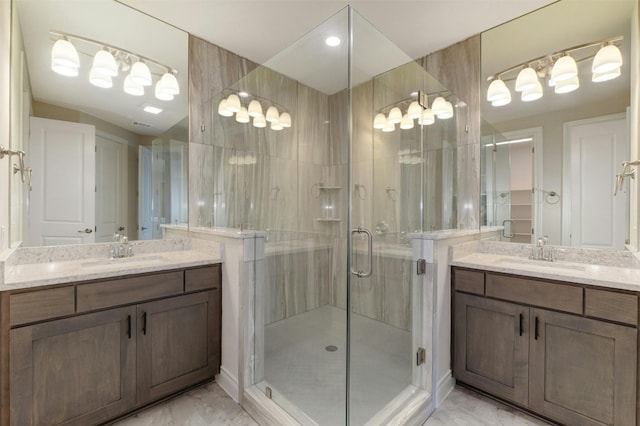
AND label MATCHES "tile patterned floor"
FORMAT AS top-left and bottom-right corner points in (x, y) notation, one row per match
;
(112, 383), (550, 425)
